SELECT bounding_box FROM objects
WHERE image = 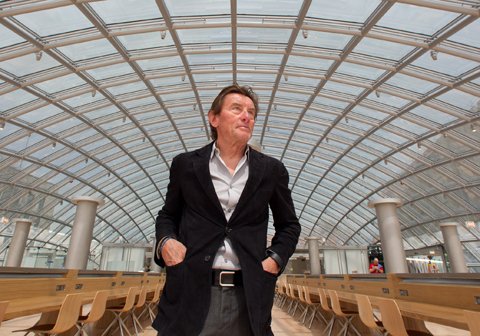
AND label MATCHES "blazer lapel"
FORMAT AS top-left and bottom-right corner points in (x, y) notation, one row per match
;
(193, 144), (226, 222)
(229, 149), (266, 224)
